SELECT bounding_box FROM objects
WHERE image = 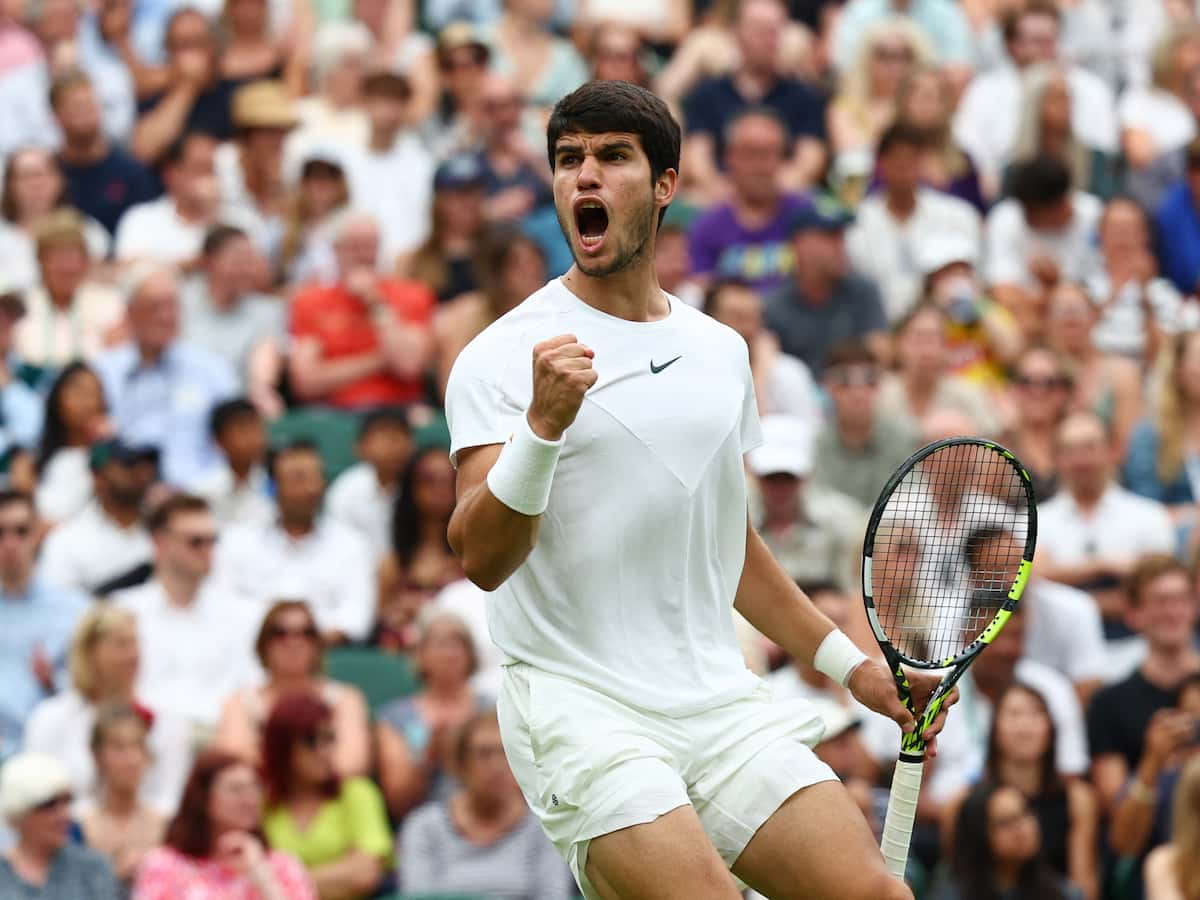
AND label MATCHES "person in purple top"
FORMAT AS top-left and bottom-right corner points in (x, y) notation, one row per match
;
(688, 108), (811, 294)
